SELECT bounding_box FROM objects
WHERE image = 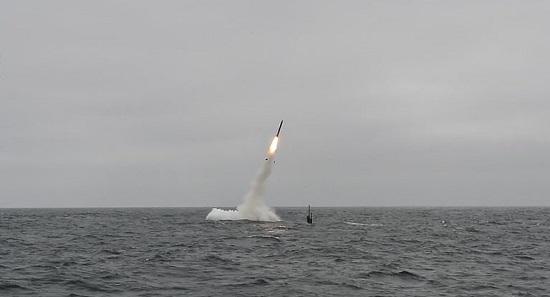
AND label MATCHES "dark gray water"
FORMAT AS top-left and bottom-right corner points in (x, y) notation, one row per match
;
(1, 207), (549, 296)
